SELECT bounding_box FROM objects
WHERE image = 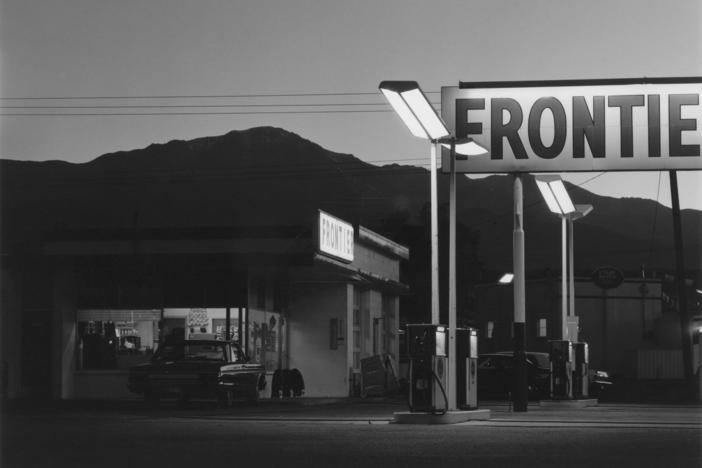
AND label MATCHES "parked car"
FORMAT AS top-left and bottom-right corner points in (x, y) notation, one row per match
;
(499, 350), (614, 398)
(478, 353), (551, 400)
(127, 339), (266, 406)
(484, 351), (613, 399)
